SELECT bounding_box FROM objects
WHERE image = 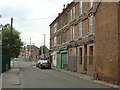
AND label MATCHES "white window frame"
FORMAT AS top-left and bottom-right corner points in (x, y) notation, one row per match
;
(89, 15), (93, 34)
(79, 22), (82, 37)
(71, 9), (73, 20)
(73, 27), (75, 40)
(80, 0), (82, 15)
(73, 7), (75, 19)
